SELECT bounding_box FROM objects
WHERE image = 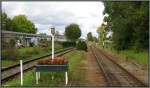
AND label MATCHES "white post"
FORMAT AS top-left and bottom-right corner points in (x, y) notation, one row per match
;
(65, 72), (68, 85)
(38, 72), (40, 79)
(36, 72), (38, 84)
(52, 35), (54, 60)
(52, 74), (54, 80)
(20, 60), (23, 86)
(51, 35), (55, 80)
